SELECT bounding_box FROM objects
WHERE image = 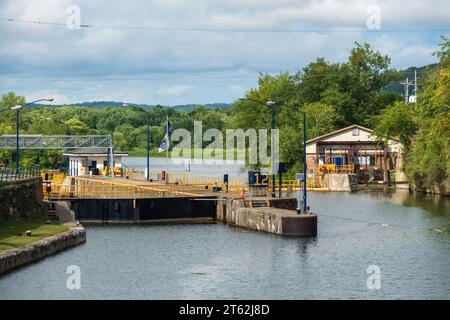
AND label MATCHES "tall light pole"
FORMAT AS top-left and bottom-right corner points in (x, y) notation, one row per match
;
(266, 100), (276, 198)
(238, 98), (308, 211)
(302, 112), (307, 214)
(239, 98), (277, 197)
(7, 98), (54, 175)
